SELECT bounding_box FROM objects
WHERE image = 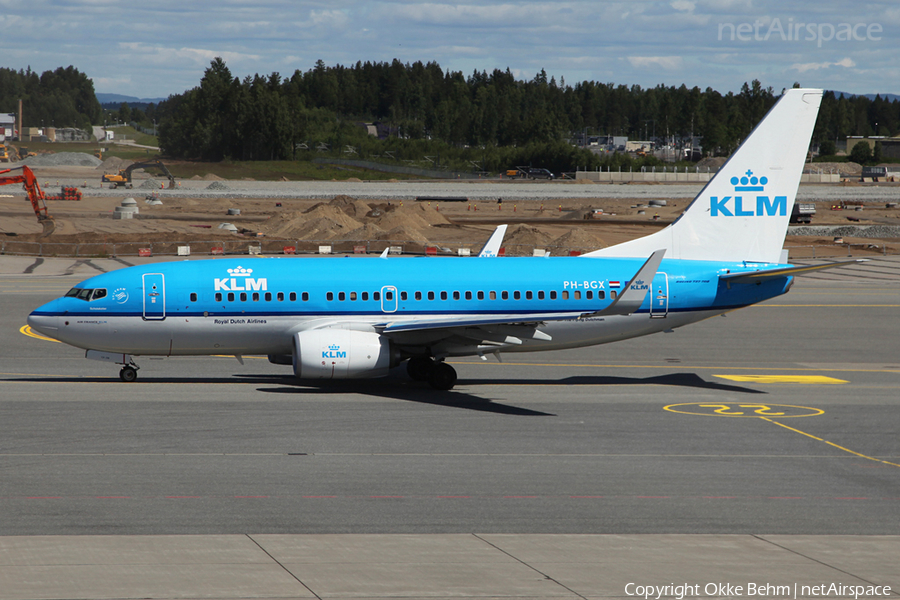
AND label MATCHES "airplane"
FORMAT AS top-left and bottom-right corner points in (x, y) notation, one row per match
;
(28, 88), (847, 390)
